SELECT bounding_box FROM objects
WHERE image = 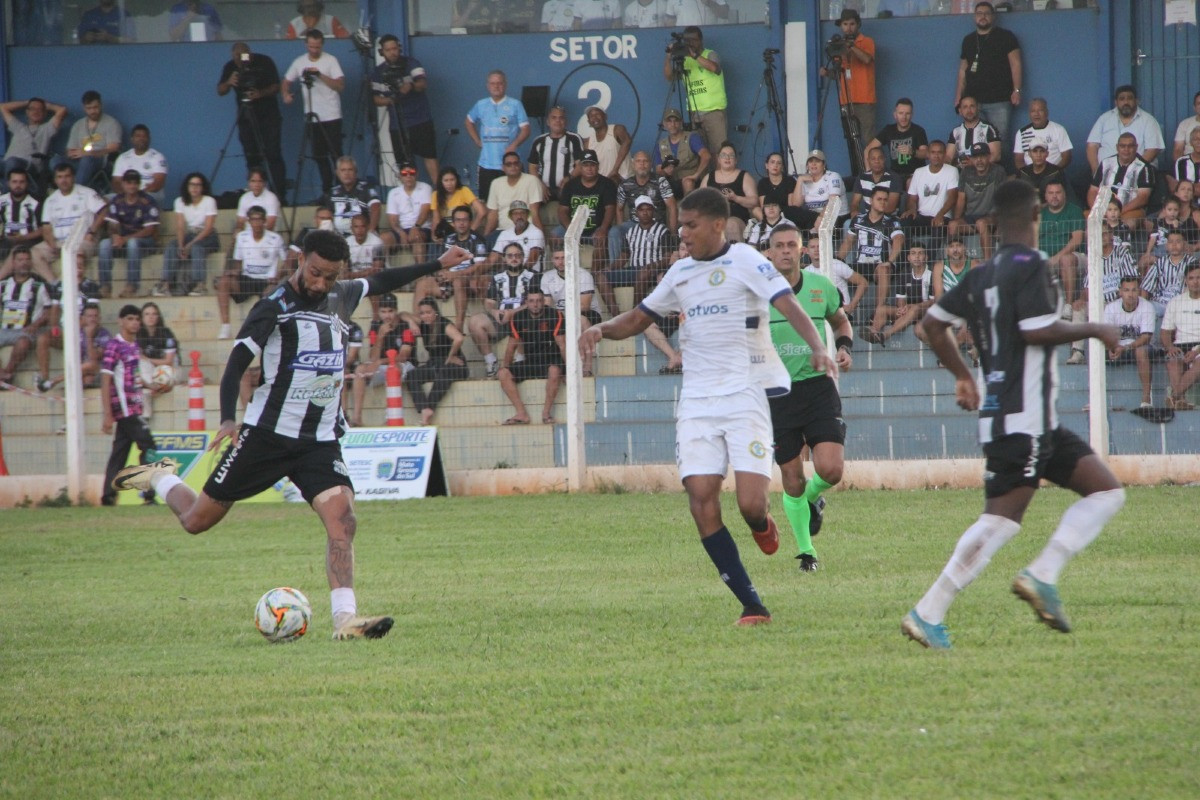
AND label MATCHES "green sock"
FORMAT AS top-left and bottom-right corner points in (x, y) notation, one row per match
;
(782, 491), (814, 556)
(804, 473), (833, 504)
